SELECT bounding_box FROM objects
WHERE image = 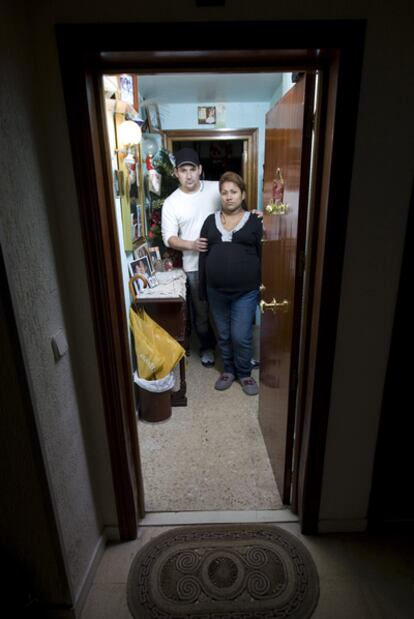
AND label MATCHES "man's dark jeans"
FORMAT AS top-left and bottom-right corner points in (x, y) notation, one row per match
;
(186, 270), (216, 353)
